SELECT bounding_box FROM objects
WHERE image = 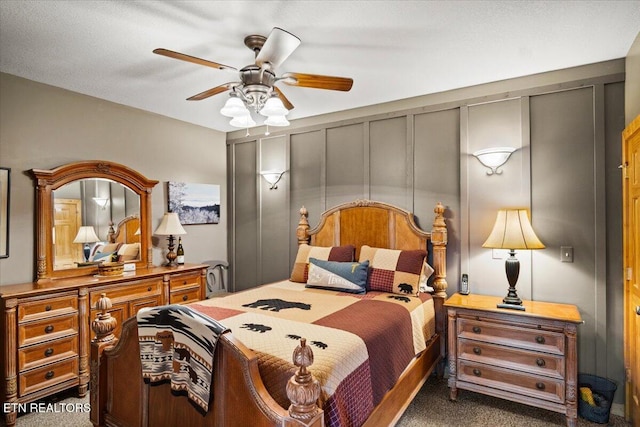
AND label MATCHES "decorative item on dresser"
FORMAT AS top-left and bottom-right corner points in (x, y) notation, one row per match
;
(0, 160), (208, 427)
(154, 212), (186, 267)
(445, 292), (583, 427)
